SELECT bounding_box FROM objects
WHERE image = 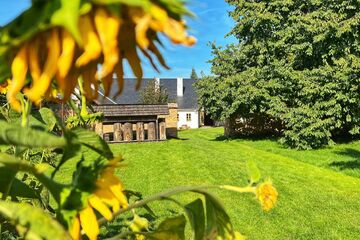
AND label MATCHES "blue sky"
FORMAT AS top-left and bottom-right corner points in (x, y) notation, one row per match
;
(0, 0), (236, 78)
